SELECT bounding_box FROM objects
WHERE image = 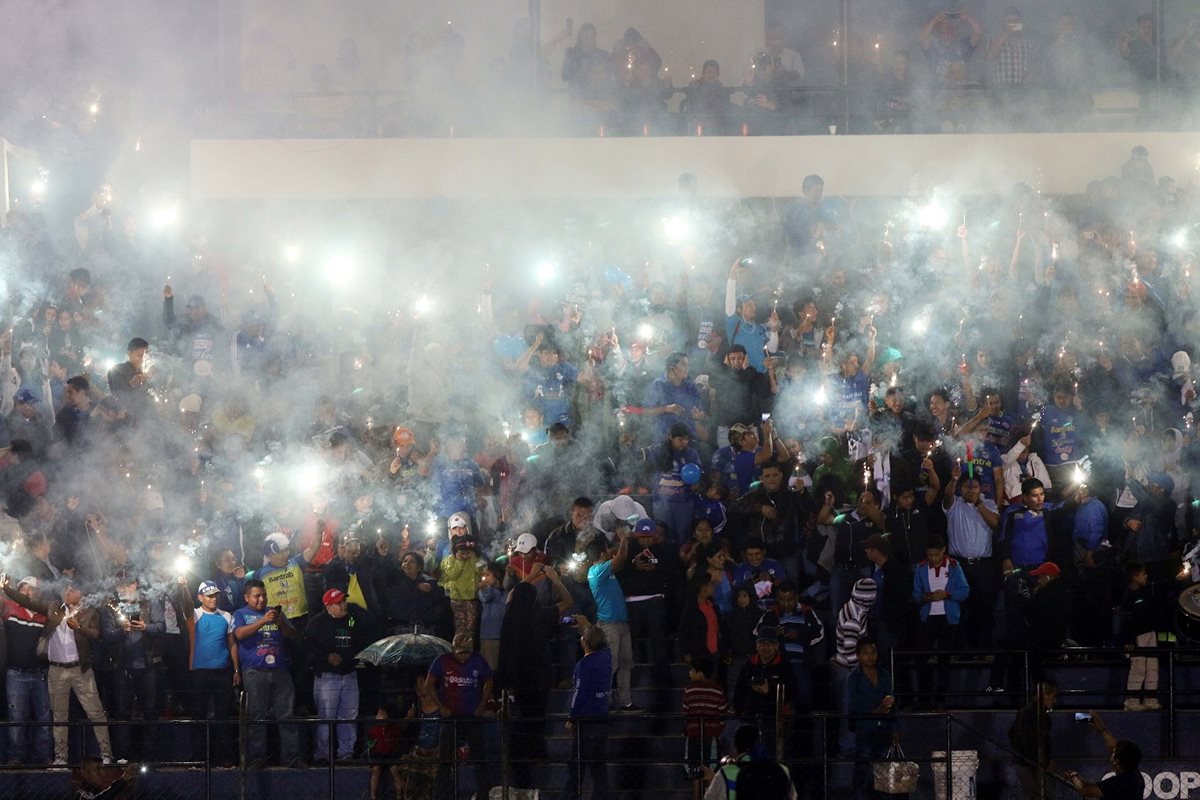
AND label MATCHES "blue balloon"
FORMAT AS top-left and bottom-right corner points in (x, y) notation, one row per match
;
(681, 463), (702, 485)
